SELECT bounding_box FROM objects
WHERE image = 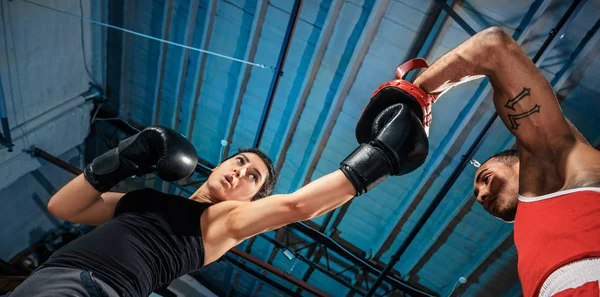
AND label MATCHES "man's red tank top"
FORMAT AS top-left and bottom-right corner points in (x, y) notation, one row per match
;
(514, 187), (600, 297)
